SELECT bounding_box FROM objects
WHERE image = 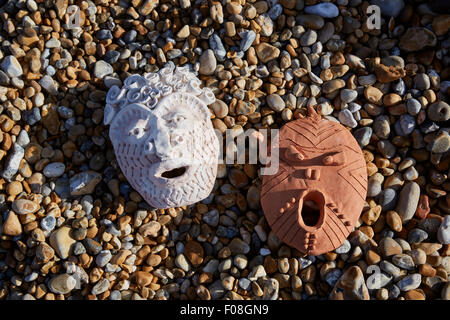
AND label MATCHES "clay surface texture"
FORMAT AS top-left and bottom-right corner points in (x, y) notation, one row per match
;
(104, 62), (219, 209)
(261, 108), (367, 256)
